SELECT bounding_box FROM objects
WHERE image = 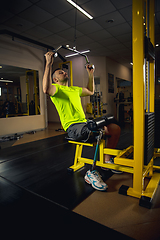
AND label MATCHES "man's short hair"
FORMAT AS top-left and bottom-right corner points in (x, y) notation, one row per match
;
(52, 68), (61, 75)
(52, 68), (61, 82)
